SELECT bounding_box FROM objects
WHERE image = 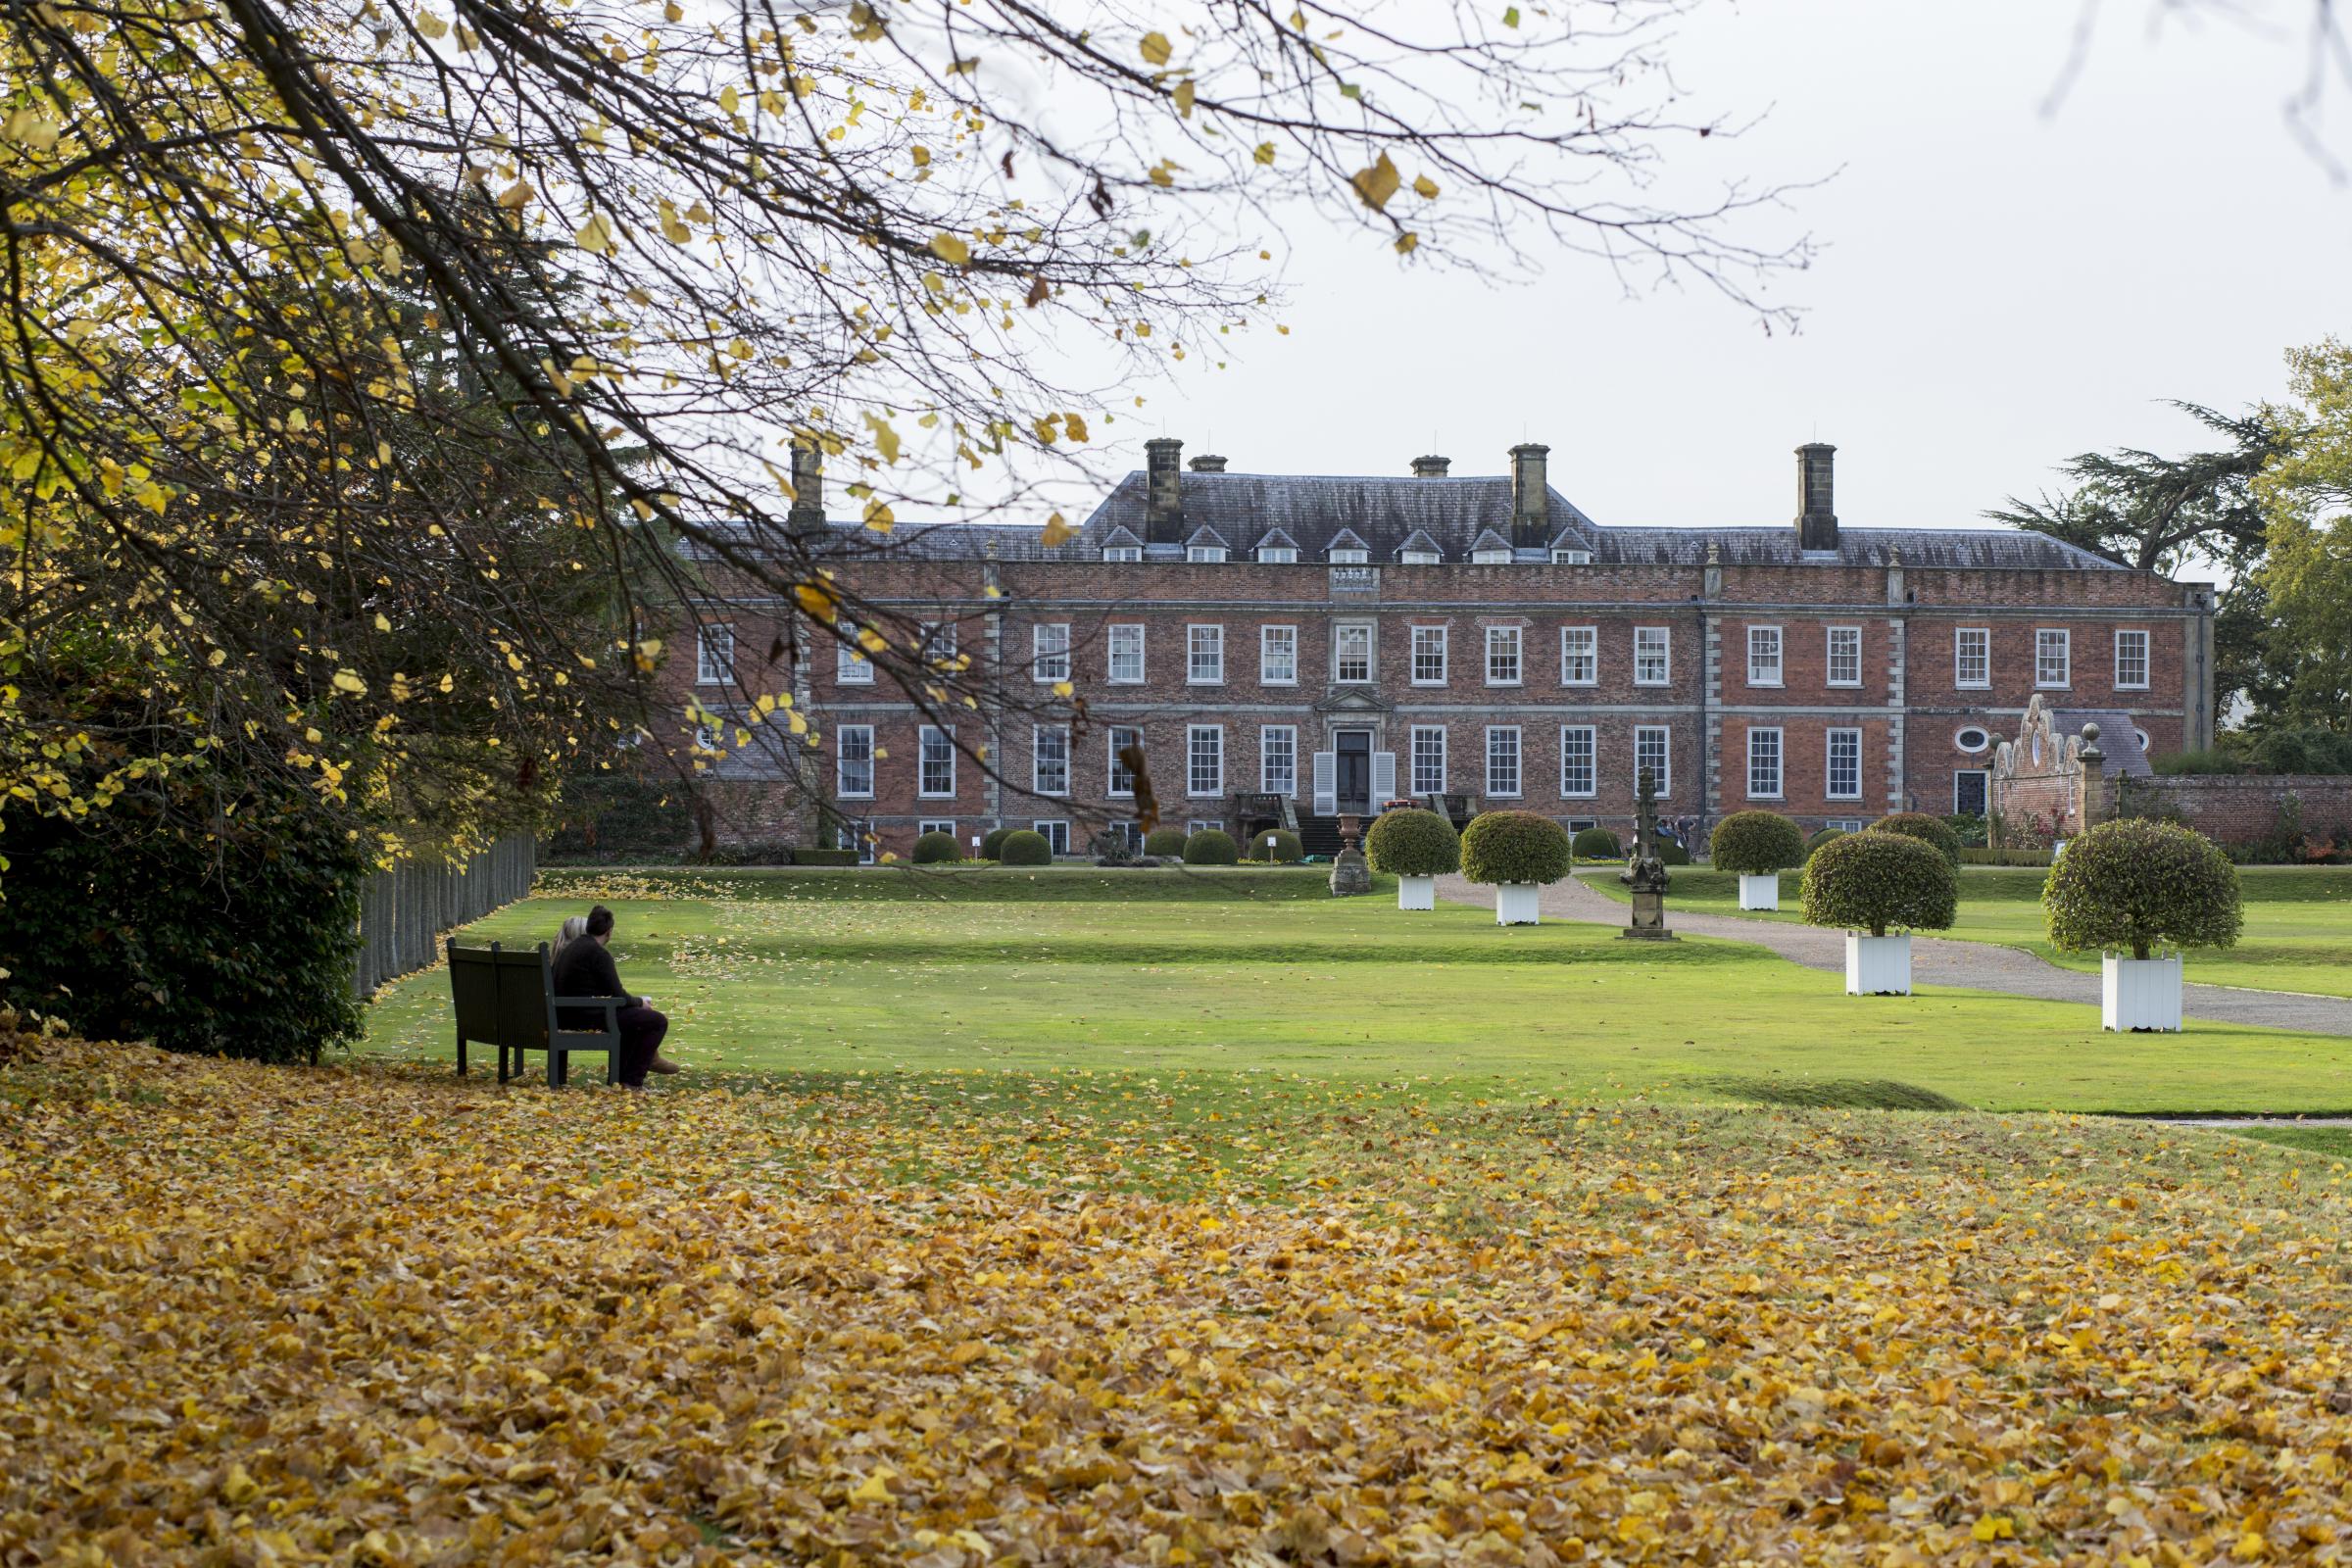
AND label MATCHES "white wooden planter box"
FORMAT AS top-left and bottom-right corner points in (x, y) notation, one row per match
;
(1738, 873), (1781, 911)
(1494, 884), (1543, 925)
(1845, 933), (1913, 996)
(1397, 874), (1436, 911)
(2103, 954), (2183, 1032)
